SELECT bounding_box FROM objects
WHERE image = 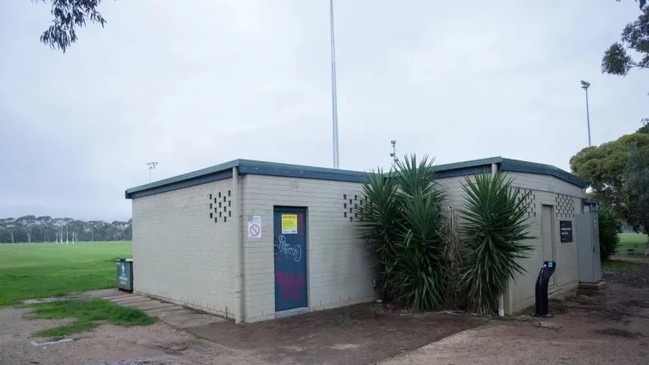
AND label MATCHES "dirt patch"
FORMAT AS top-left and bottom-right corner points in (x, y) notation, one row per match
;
(187, 303), (484, 365)
(623, 299), (649, 308)
(0, 307), (266, 365)
(595, 328), (643, 339)
(379, 259), (649, 365)
(1, 299), (483, 365)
